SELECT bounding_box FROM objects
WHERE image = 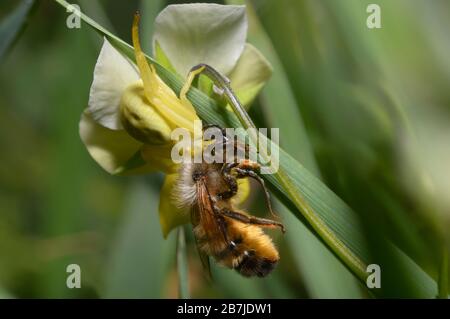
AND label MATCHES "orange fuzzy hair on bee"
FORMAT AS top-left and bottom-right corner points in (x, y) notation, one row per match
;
(193, 214), (280, 277)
